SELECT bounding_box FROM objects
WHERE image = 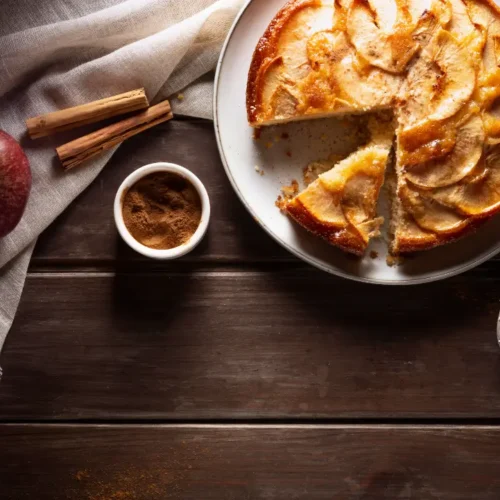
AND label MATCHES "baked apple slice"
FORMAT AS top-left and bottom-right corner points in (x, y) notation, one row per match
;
(332, 33), (403, 108)
(404, 112), (484, 188)
(286, 141), (391, 255)
(420, 148), (500, 216)
(401, 28), (475, 127)
(346, 0), (419, 73)
(399, 181), (469, 233)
